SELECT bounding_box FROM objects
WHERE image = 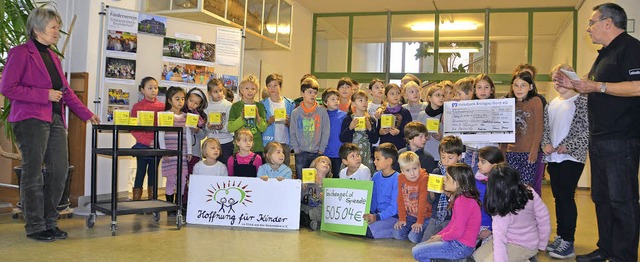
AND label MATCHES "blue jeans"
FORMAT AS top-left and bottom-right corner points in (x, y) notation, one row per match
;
(589, 139), (640, 261)
(12, 114), (68, 235)
(294, 151), (319, 179)
(412, 239), (475, 262)
(133, 143), (158, 188)
(393, 216), (429, 243)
